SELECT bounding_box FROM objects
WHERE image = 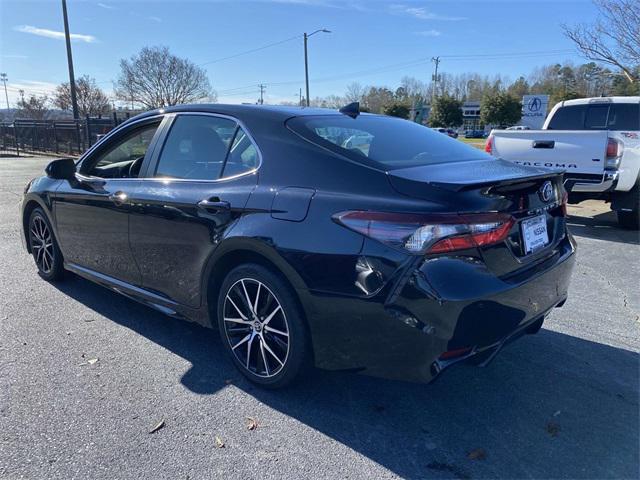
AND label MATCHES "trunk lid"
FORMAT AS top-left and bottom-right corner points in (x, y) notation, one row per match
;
(387, 158), (567, 277)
